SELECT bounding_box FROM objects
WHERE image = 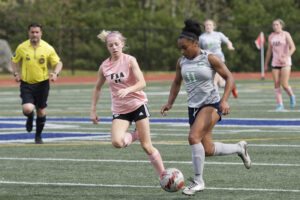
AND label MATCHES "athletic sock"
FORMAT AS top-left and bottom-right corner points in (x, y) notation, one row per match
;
(24, 111), (34, 118)
(36, 116), (46, 137)
(24, 111), (34, 132)
(274, 88), (283, 105)
(190, 143), (205, 185)
(149, 148), (165, 175)
(284, 86), (294, 97)
(123, 130), (139, 147)
(213, 142), (242, 156)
